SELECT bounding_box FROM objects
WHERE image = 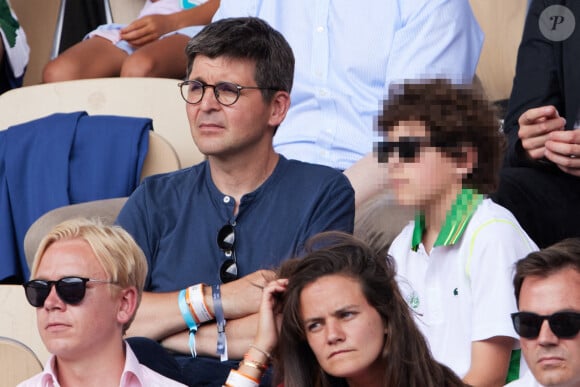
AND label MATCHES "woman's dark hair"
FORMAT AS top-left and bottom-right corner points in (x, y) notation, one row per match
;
(274, 231), (465, 387)
(378, 79), (504, 193)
